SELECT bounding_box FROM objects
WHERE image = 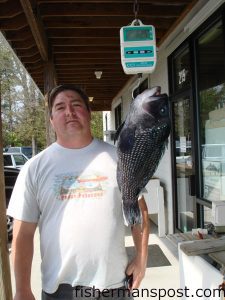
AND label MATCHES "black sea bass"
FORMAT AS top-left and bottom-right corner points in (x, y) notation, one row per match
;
(116, 86), (170, 226)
